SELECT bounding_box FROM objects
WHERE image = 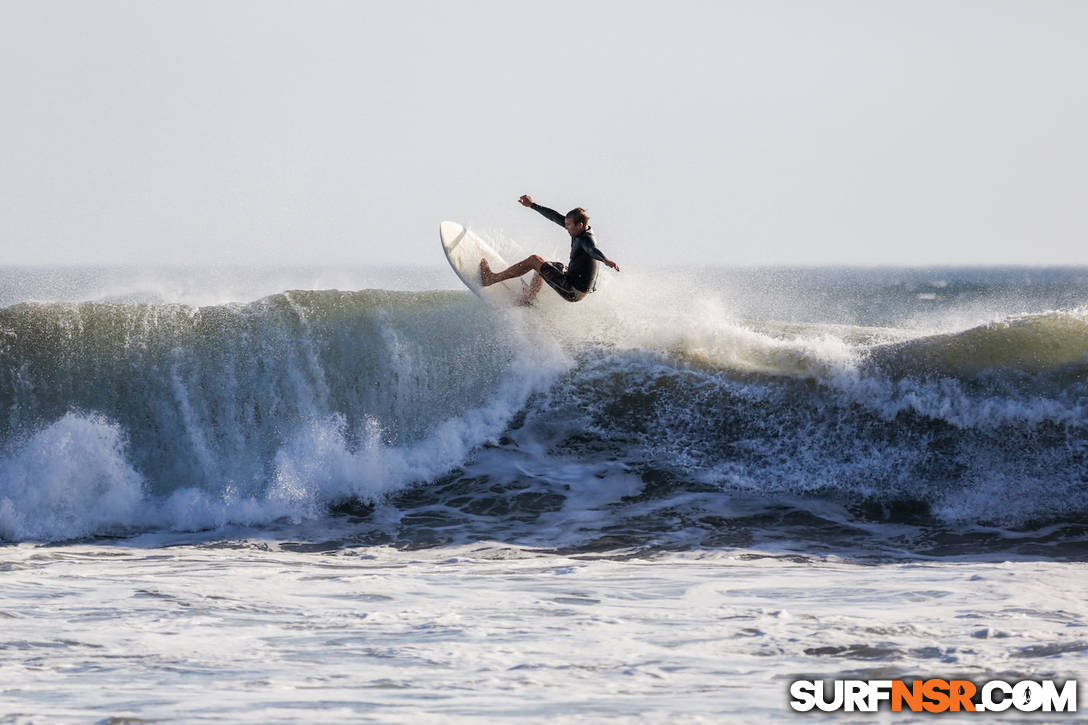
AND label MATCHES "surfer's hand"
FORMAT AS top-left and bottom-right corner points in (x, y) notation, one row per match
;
(606, 259), (620, 272)
(518, 195), (534, 207)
